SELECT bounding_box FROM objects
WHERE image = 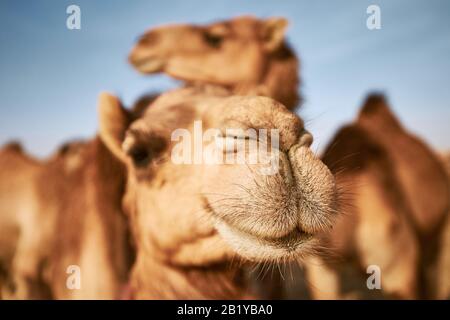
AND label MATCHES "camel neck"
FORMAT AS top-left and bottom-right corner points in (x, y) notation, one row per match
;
(261, 44), (300, 111)
(183, 44), (300, 111)
(129, 253), (251, 299)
